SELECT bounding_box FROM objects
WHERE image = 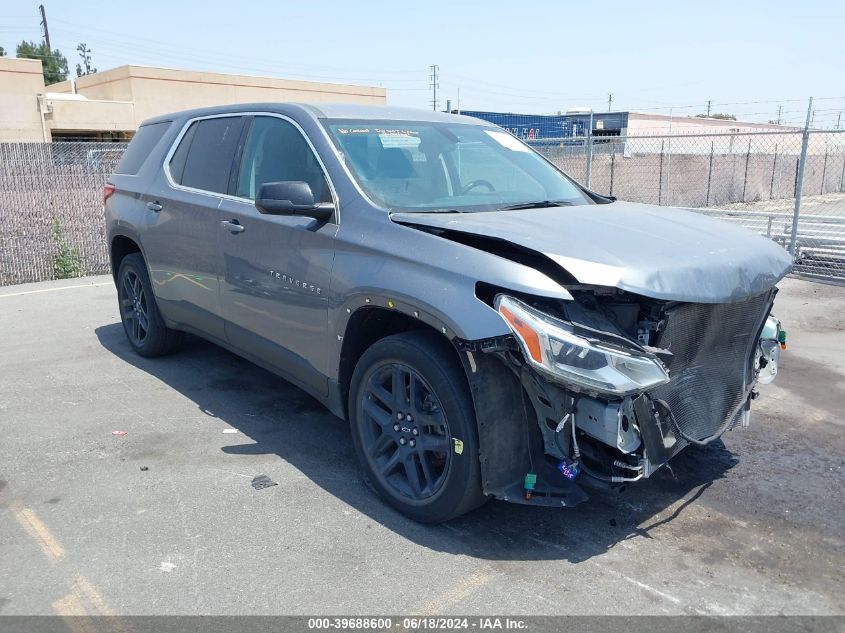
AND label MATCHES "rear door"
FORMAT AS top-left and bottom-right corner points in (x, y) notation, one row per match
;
(217, 114), (338, 395)
(142, 115), (246, 341)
